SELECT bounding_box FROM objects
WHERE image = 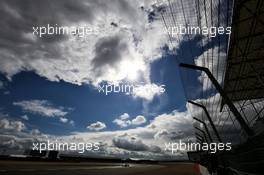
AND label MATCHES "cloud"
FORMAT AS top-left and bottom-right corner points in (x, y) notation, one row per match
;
(0, 0), (168, 91)
(58, 117), (74, 125)
(3, 91), (10, 95)
(131, 115), (146, 125)
(154, 129), (184, 141)
(64, 108), (194, 159)
(30, 129), (41, 135)
(13, 100), (69, 117)
(195, 46), (227, 92)
(119, 113), (130, 120)
(0, 80), (4, 89)
(21, 115), (29, 120)
(92, 35), (128, 72)
(113, 113), (147, 128)
(132, 83), (165, 101)
(69, 120), (75, 126)
(113, 134), (149, 151)
(154, 129), (169, 139)
(187, 92), (264, 143)
(59, 117), (68, 123)
(113, 134), (162, 153)
(0, 114), (42, 154)
(0, 125), (47, 155)
(113, 113), (131, 128)
(0, 118), (26, 132)
(0, 108), (195, 159)
(87, 121), (106, 131)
